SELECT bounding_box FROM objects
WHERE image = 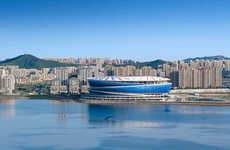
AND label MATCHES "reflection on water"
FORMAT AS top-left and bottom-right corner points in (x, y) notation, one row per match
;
(86, 104), (170, 128)
(0, 99), (15, 118)
(0, 99), (230, 150)
(52, 100), (68, 124)
(51, 100), (88, 125)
